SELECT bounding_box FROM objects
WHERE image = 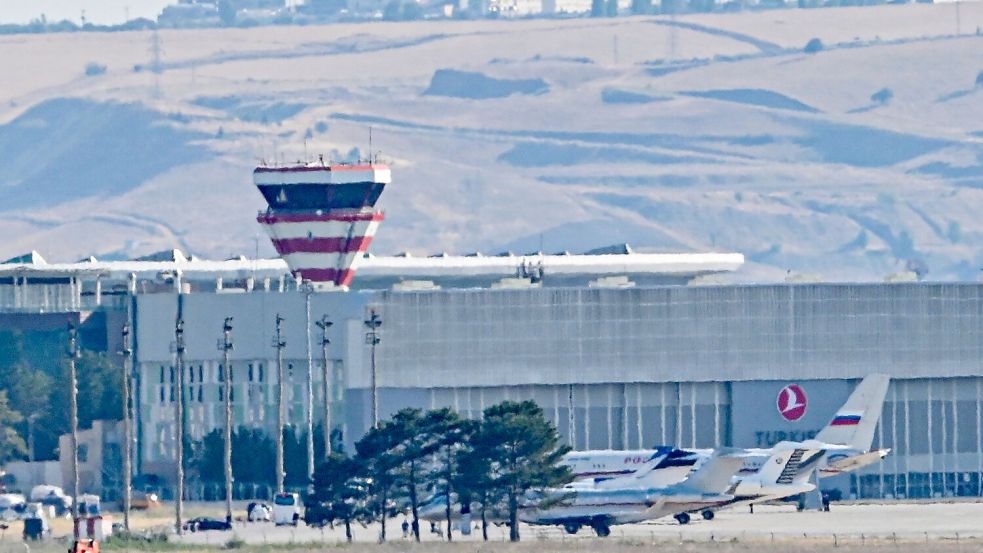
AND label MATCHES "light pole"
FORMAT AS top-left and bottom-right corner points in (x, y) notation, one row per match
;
(121, 323), (133, 531)
(363, 309), (382, 429)
(315, 315), (333, 457)
(67, 322), (80, 521)
(273, 314), (287, 494)
(219, 317), (234, 524)
(303, 284), (315, 490)
(173, 318), (186, 535)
